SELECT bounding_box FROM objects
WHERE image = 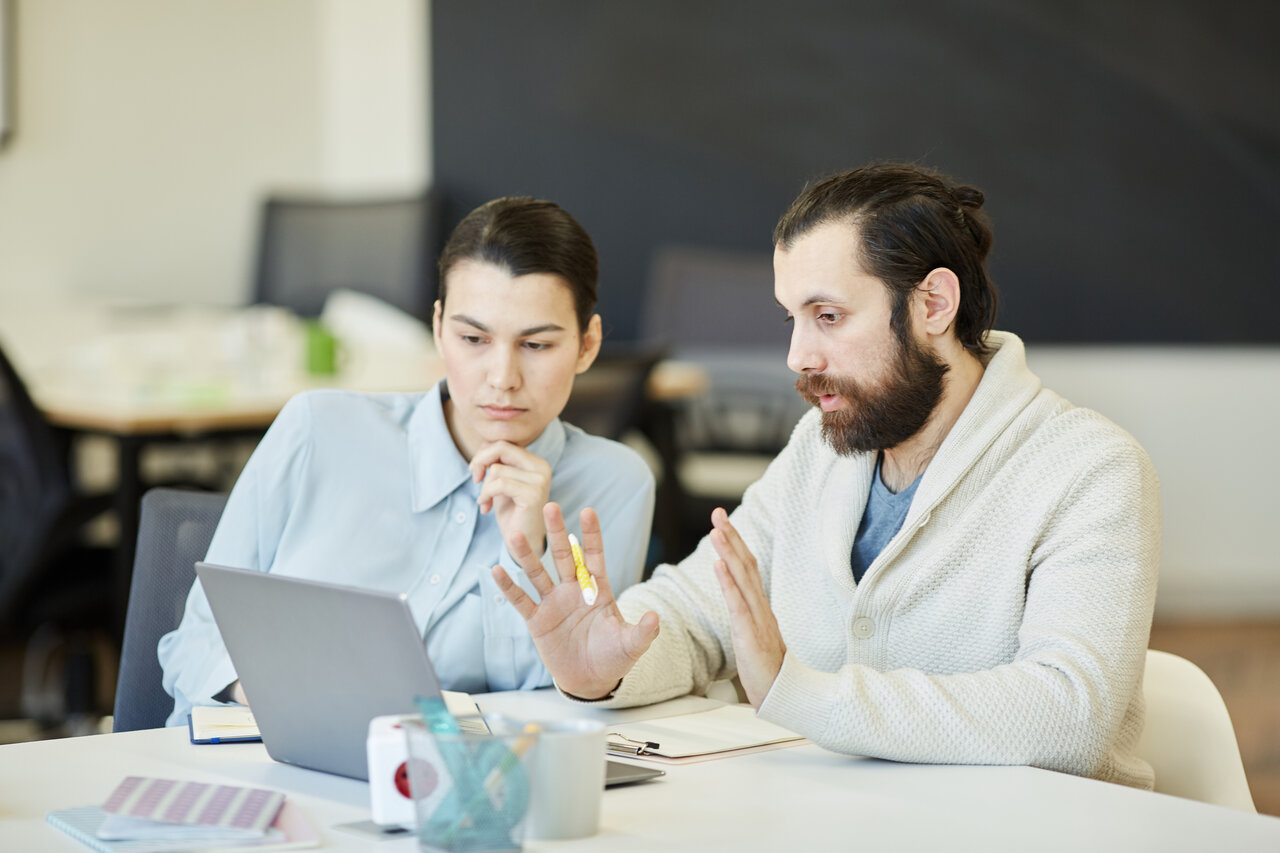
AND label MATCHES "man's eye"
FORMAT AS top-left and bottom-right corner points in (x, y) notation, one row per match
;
(818, 312), (842, 324)
(461, 334), (485, 345)
(523, 341), (550, 351)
